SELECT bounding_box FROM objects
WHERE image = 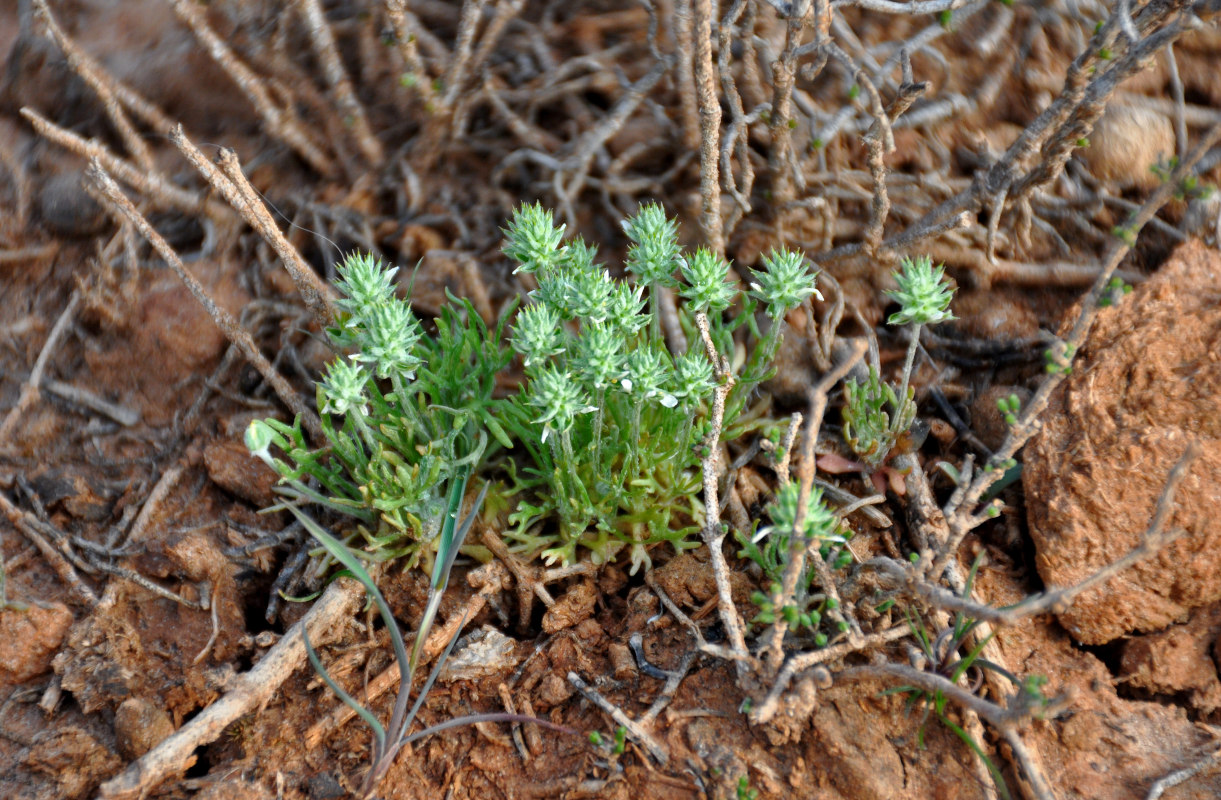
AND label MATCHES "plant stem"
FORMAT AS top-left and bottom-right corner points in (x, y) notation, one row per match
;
(628, 400), (643, 482)
(649, 283), (663, 345)
(894, 322), (923, 433)
(350, 409), (379, 454)
(390, 373), (427, 438)
(591, 386), (606, 481)
(548, 436), (573, 531)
